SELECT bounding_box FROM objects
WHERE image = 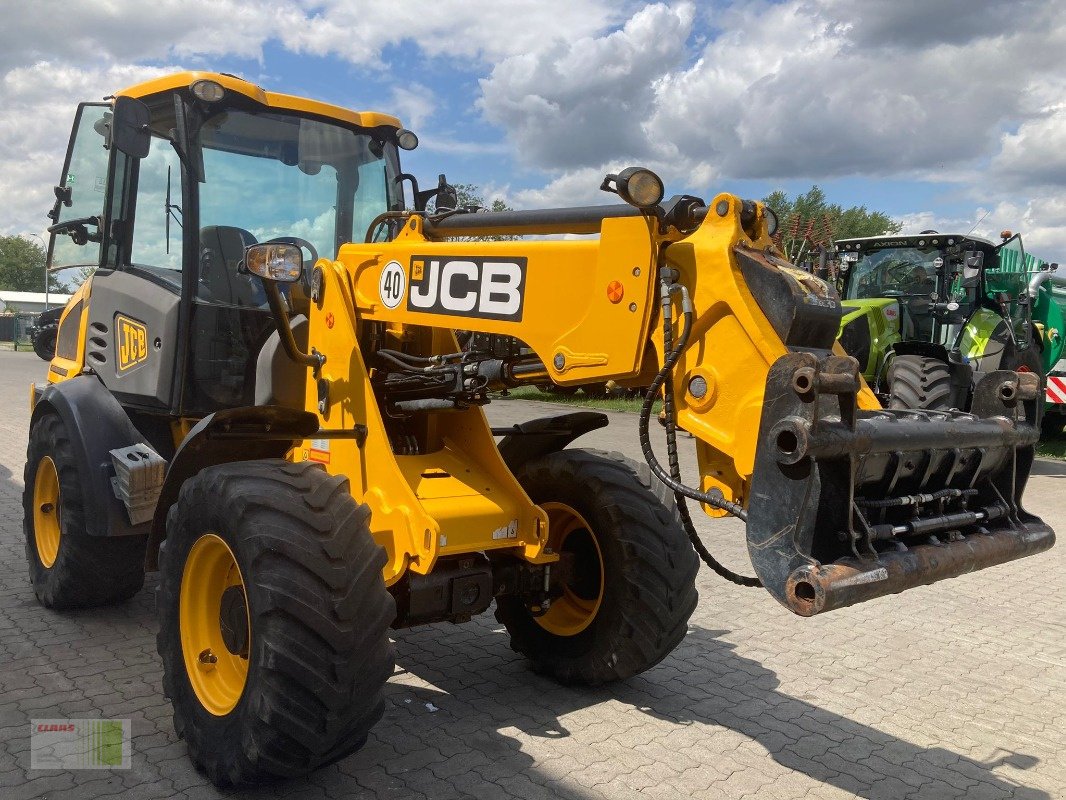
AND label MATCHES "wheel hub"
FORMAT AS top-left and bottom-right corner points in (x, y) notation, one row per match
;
(179, 533), (250, 716)
(535, 502), (605, 637)
(33, 456), (61, 568)
(219, 585), (249, 657)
